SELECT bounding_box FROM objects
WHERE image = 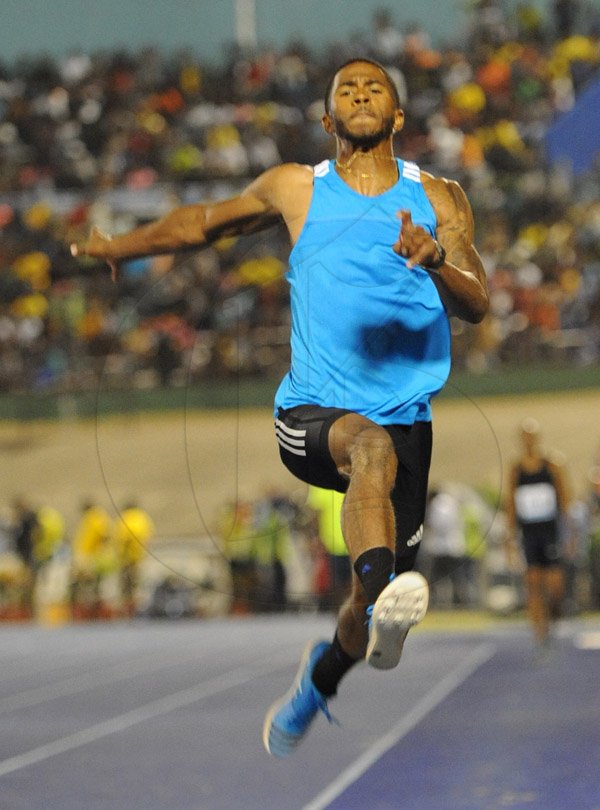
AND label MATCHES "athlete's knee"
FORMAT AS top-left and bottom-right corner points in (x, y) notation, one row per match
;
(353, 428), (397, 493)
(345, 425), (397, 486)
